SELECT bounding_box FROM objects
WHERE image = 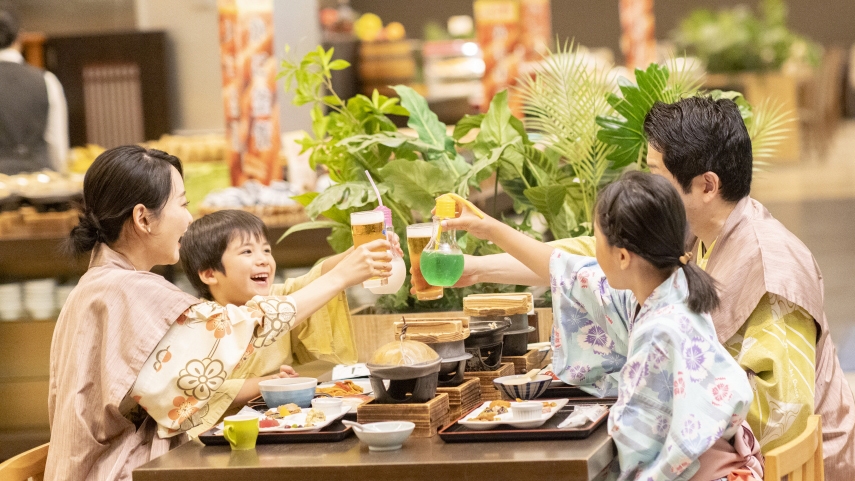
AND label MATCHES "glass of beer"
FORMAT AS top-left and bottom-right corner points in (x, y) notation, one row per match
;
(351, 211), (388, 288)
(406, 223), (444, 300)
